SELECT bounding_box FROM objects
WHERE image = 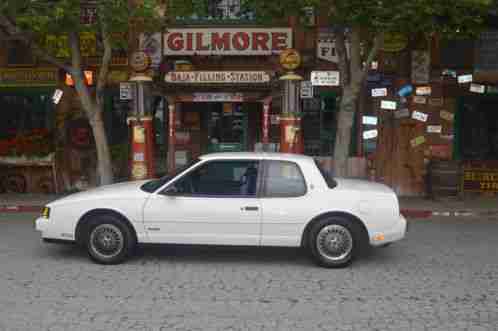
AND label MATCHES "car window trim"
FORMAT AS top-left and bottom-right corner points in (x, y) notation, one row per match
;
(261, 159), (308, 198)
(160, 159), (262, 198)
